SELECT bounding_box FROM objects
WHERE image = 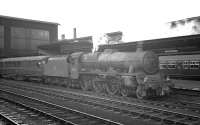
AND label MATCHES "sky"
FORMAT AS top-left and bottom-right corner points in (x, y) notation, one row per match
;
(1, 0), (200, 42)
